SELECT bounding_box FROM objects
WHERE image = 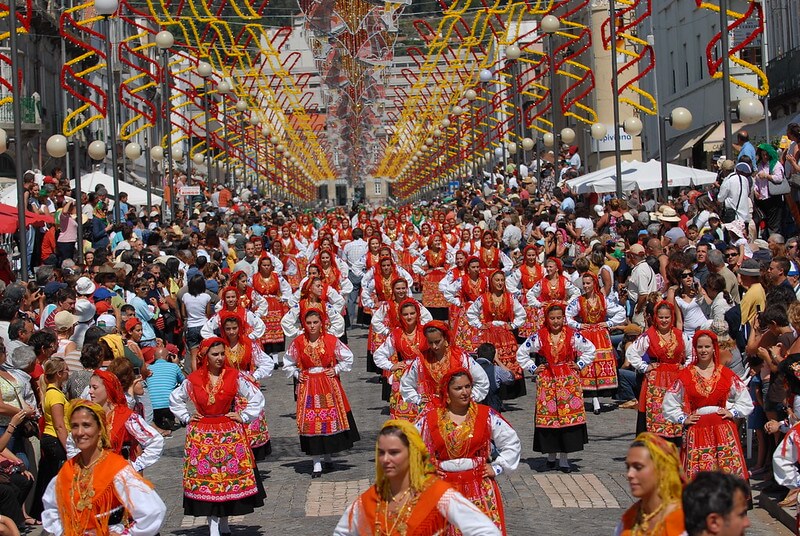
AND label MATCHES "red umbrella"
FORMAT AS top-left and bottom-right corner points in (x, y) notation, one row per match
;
(0, 204), (55, 232)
